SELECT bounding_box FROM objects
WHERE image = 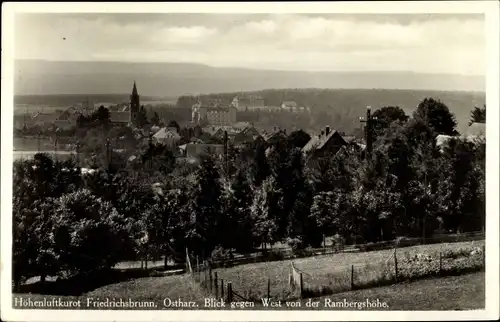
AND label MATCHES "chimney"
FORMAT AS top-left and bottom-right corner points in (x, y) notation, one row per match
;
(325, 126), (330, 136)
(321, 130), (325, 136)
